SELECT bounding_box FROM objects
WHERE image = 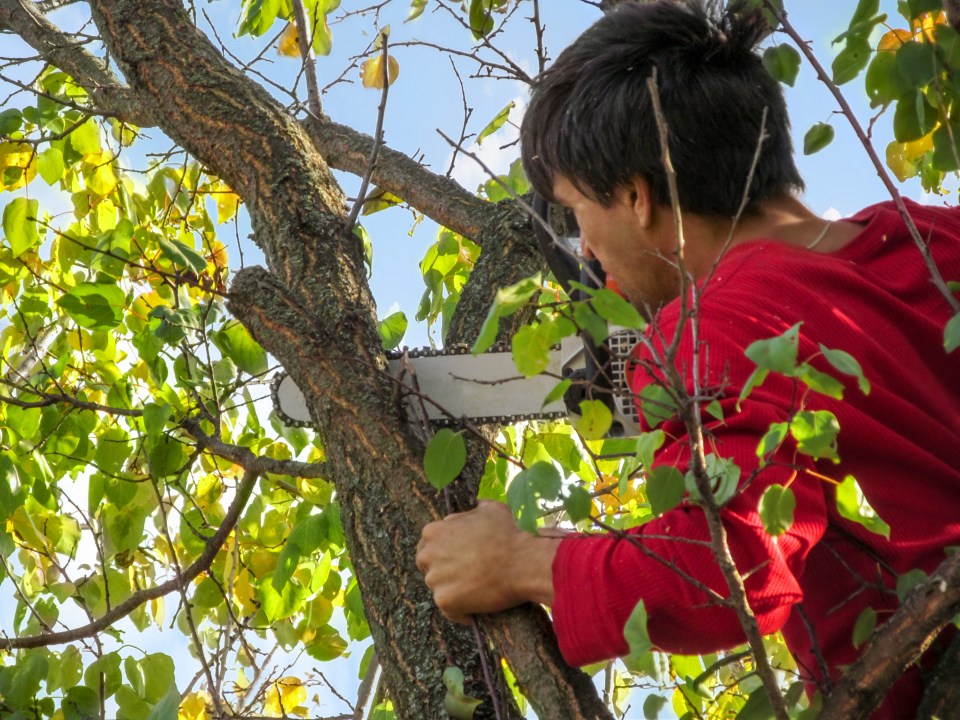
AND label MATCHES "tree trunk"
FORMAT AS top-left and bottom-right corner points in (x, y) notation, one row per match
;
(82, 1), (609, 717)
